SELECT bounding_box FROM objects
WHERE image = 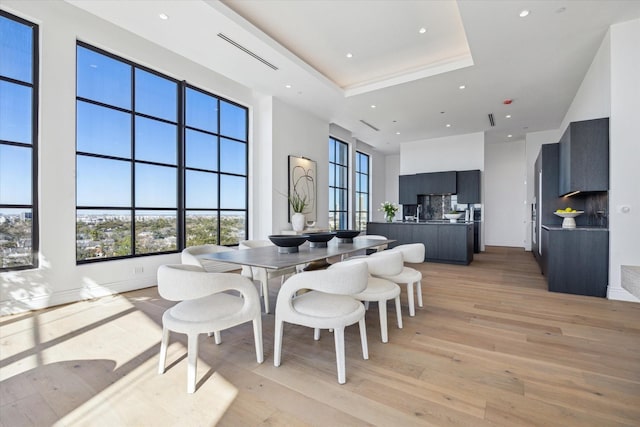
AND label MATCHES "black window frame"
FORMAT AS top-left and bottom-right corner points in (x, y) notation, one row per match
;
(75, 42), (248, 264)
(329, 137), (349, 230)
(355, 151), (370, 231)
(0, 11), (39, 271)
